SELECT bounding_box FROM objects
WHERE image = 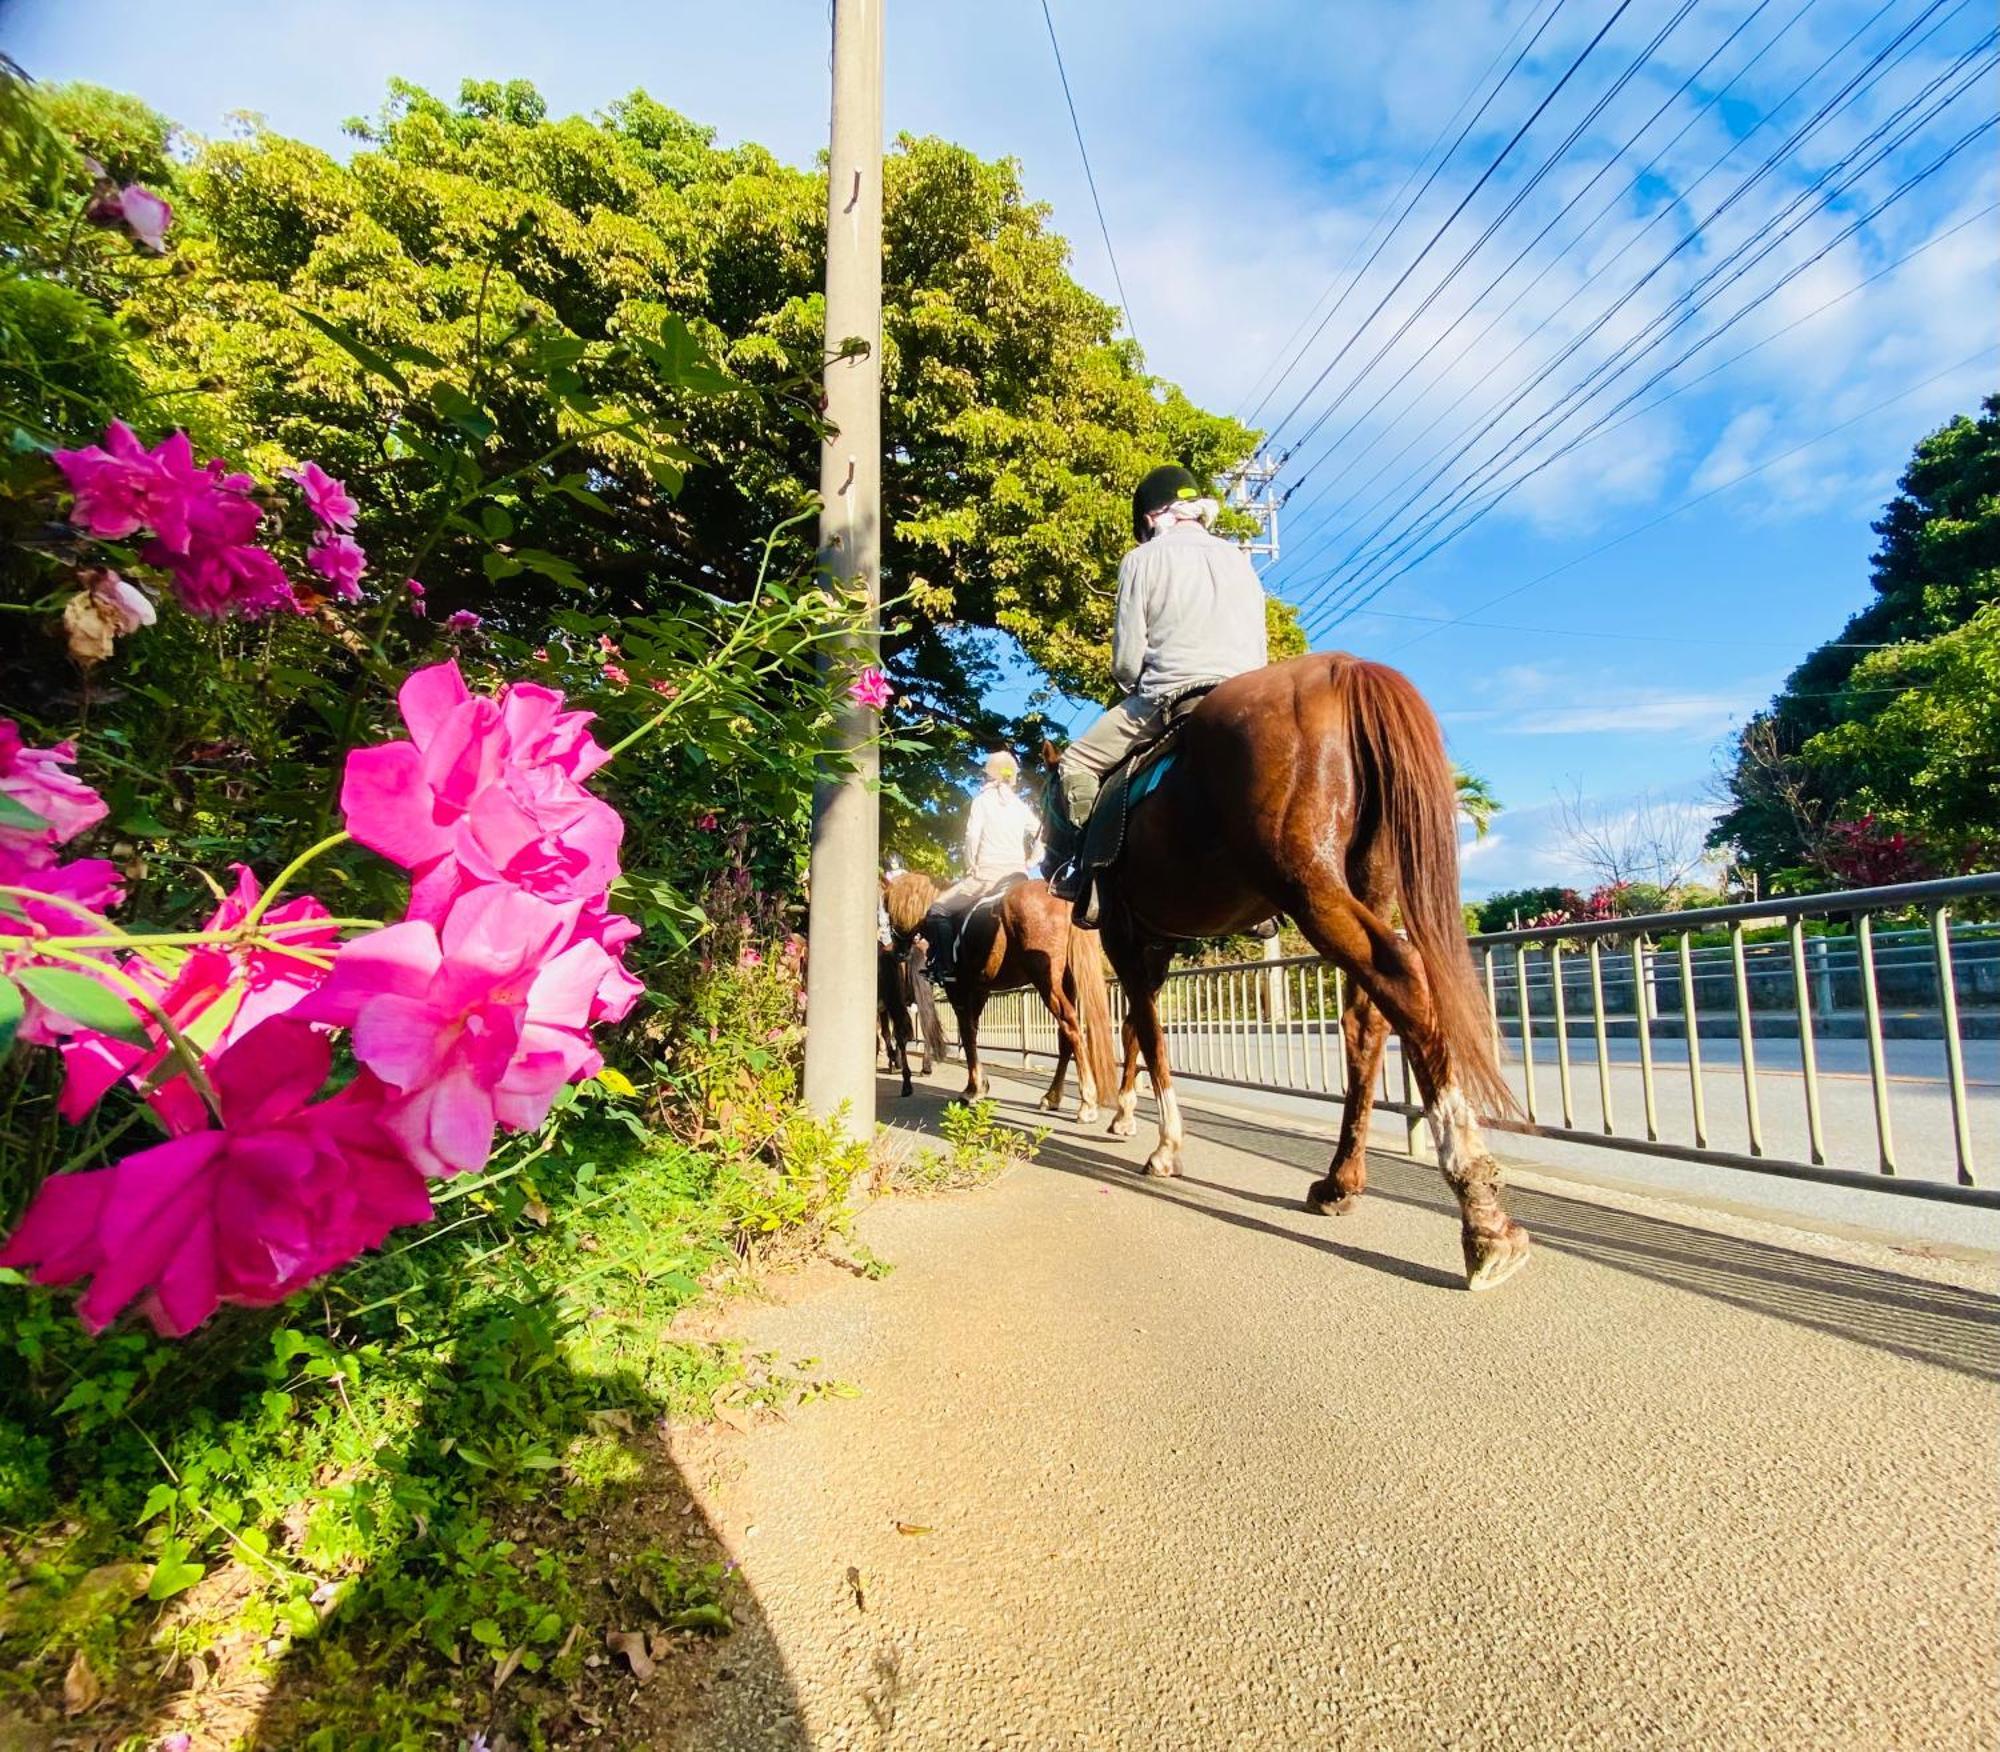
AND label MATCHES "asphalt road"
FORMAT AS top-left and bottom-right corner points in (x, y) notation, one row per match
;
(680, 1071), (2000, 1750)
